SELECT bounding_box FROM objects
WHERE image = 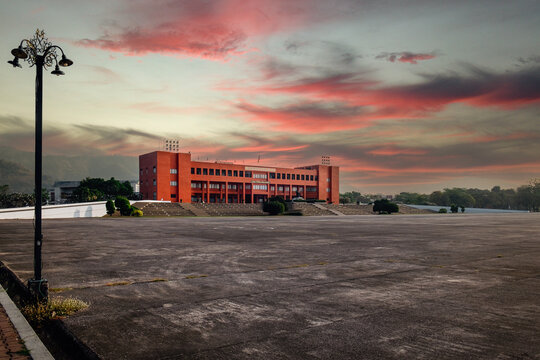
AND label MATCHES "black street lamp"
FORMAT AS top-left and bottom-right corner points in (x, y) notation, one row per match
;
(8, 29), (73, 302)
